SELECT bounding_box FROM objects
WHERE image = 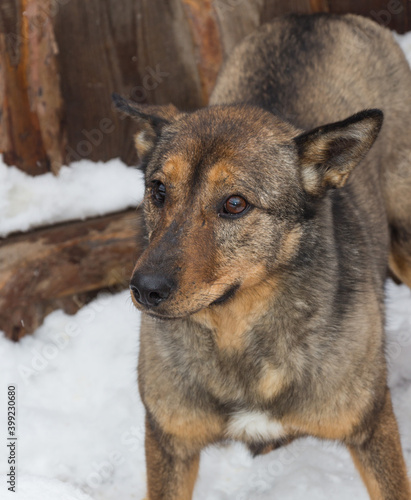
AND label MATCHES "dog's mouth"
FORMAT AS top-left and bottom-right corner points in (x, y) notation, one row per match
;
(210, 283), (240, 306)
(138, 283), (241, 320)
(143, 311), (185, 321)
